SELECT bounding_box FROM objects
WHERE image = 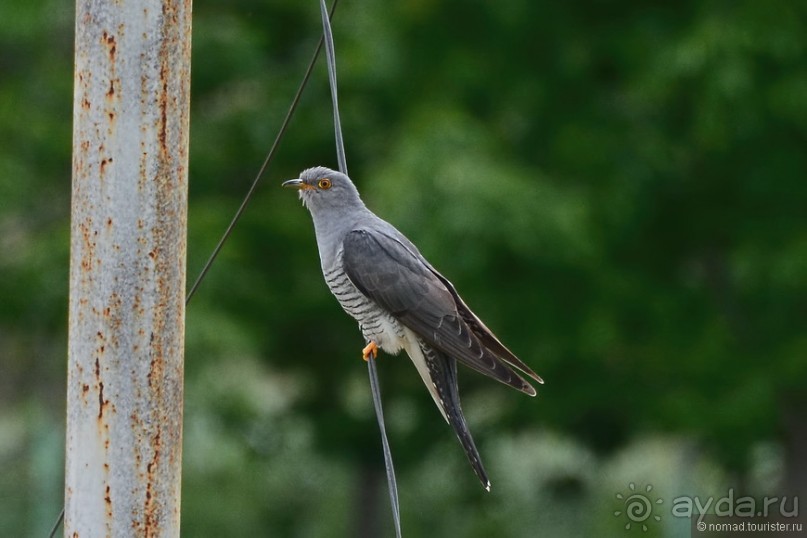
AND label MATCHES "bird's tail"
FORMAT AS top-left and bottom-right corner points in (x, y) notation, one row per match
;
(419, 340), (491, 491)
